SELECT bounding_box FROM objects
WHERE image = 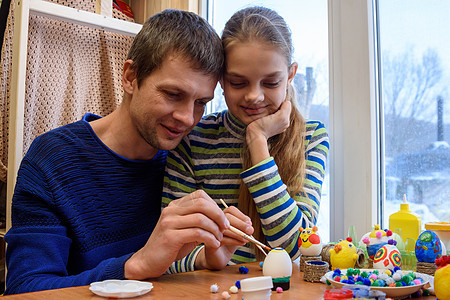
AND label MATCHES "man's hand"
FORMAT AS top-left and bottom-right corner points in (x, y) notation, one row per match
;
(124, 190), (230, 279)
(195, 205), (254, 270)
